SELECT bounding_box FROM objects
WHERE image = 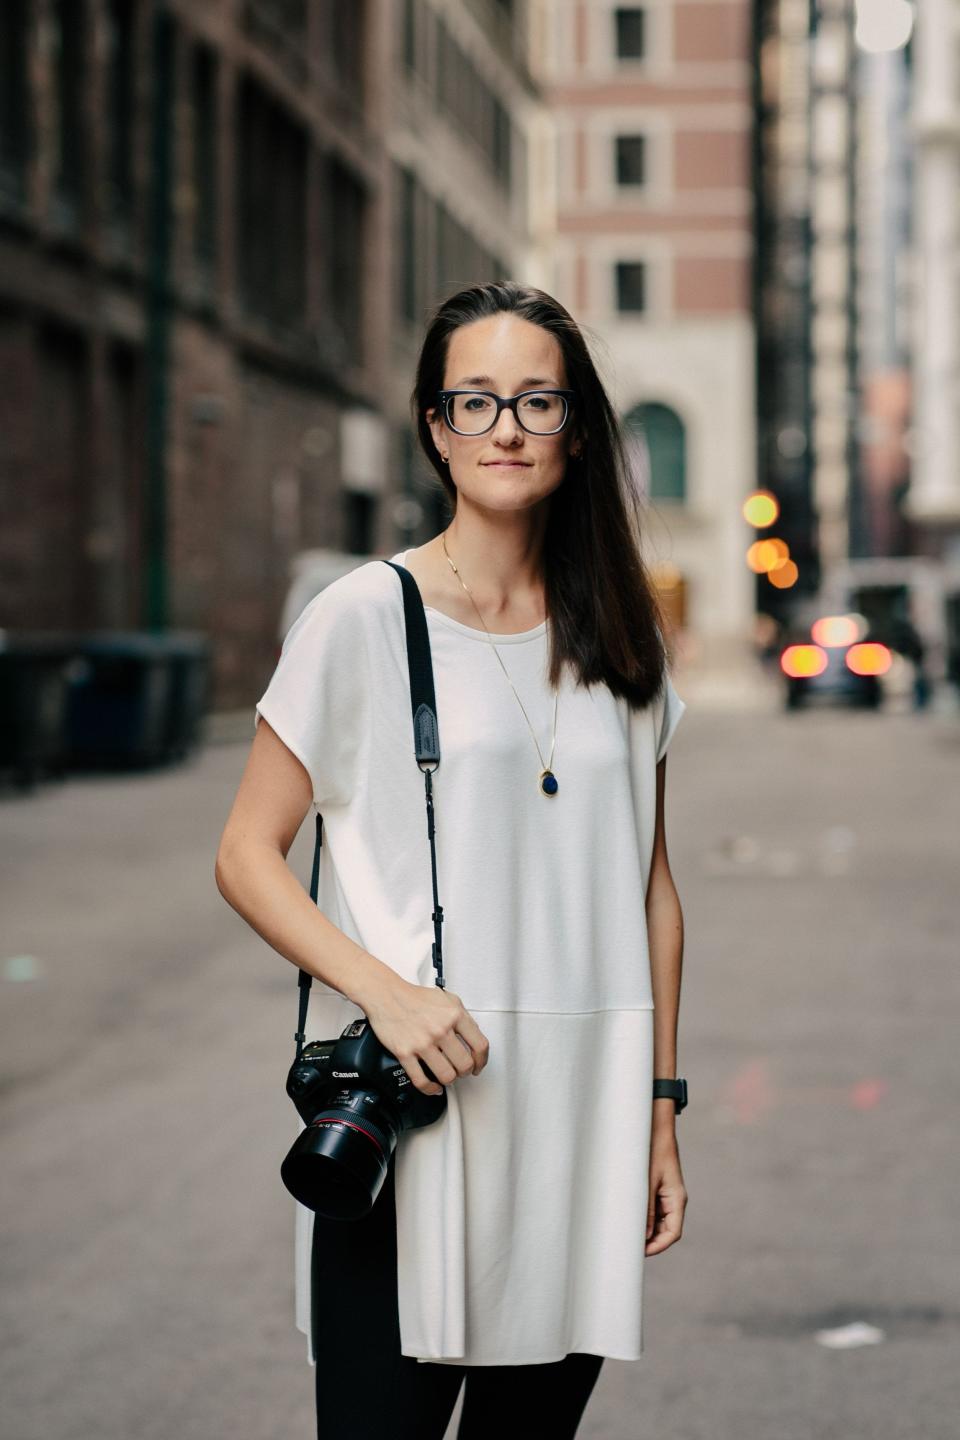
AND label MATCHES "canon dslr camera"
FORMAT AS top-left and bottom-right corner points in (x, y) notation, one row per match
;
(281, 1016), (447, 1219)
